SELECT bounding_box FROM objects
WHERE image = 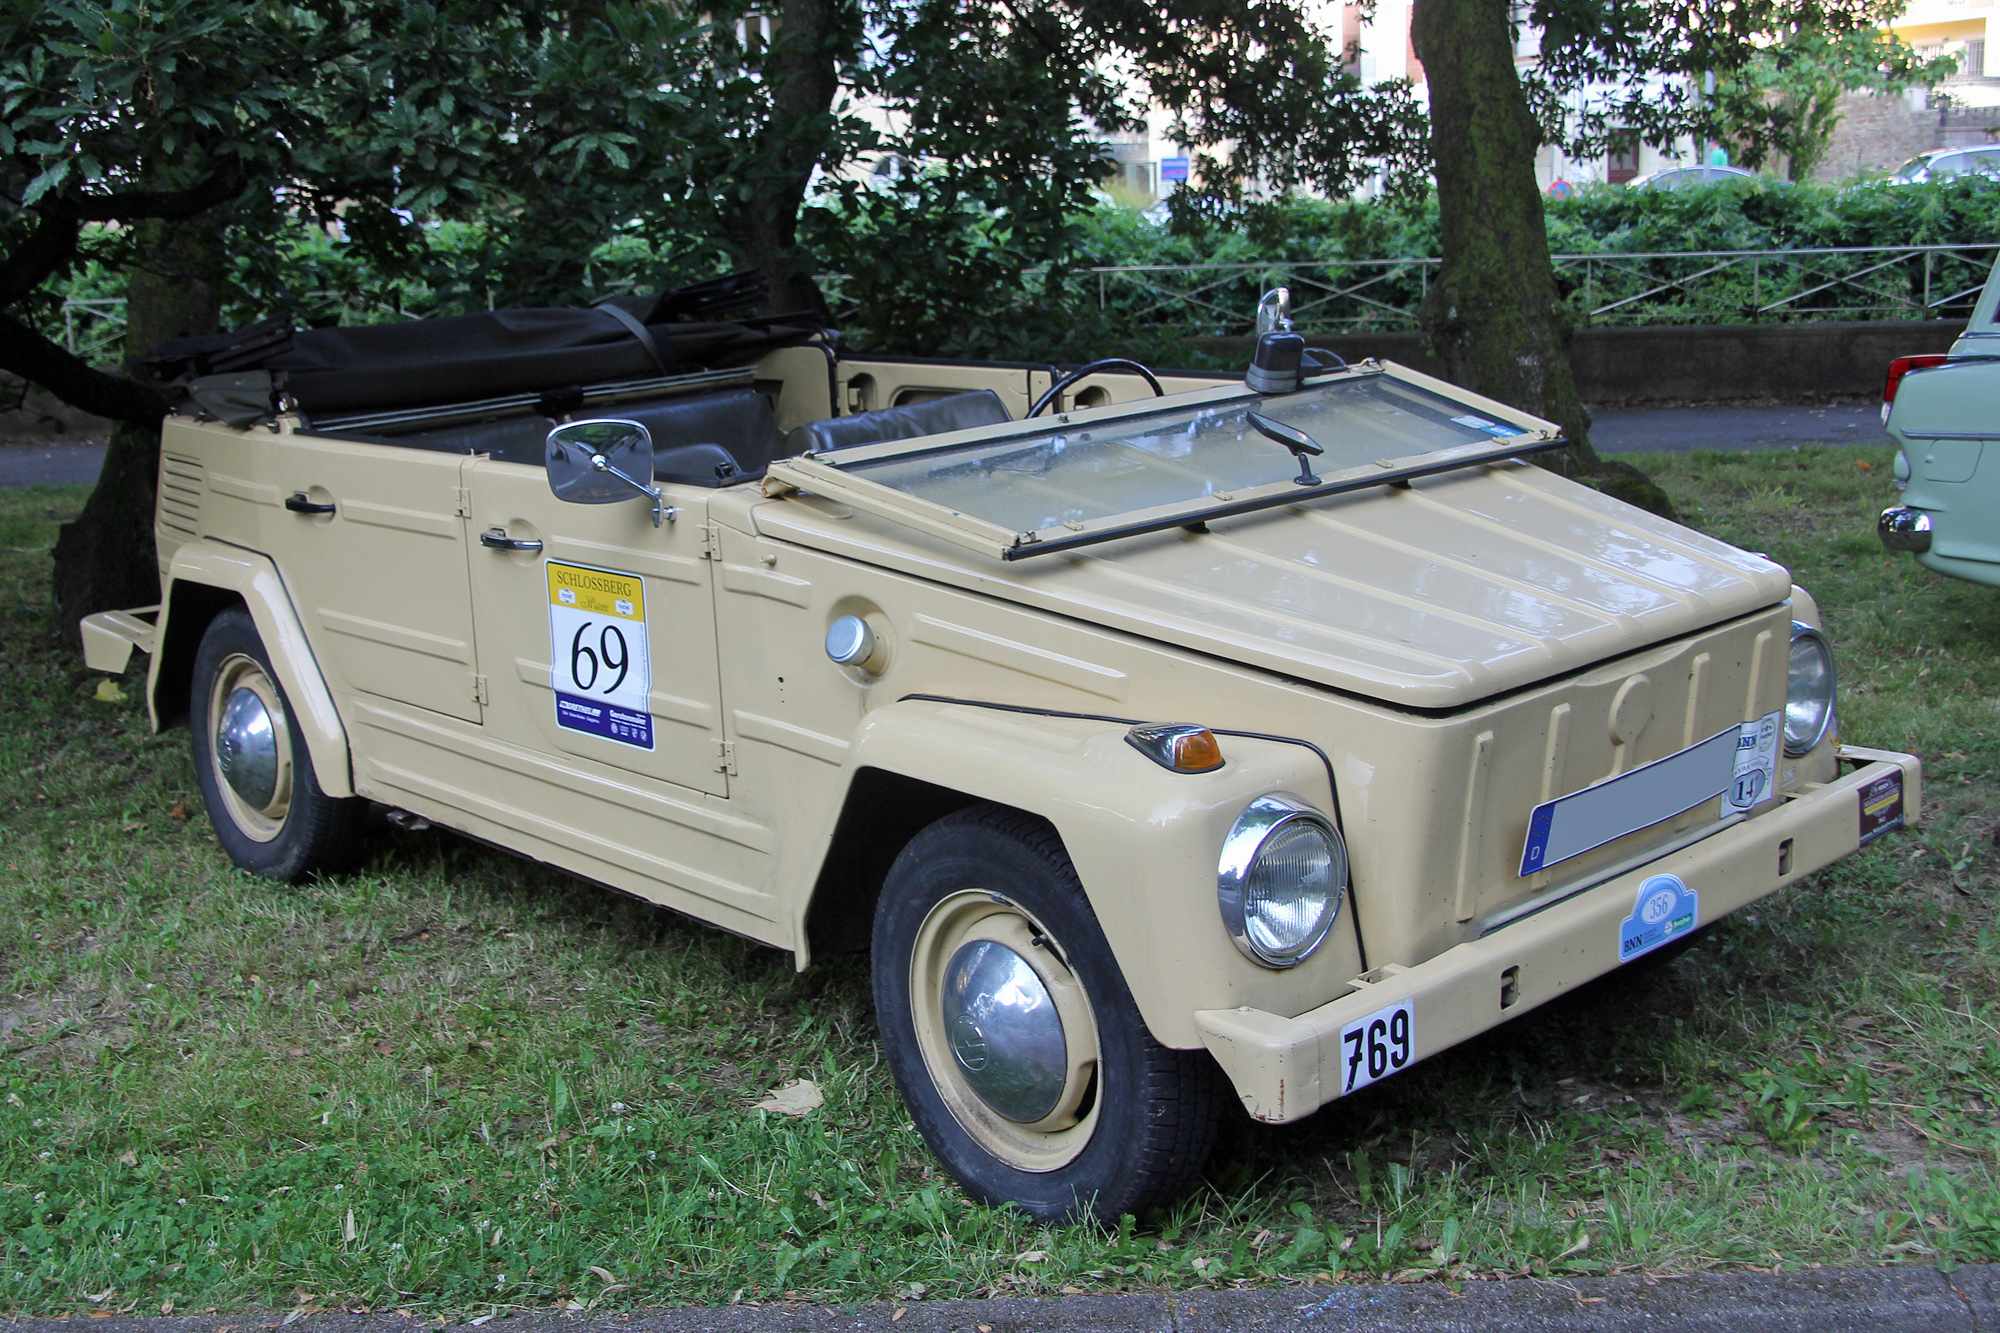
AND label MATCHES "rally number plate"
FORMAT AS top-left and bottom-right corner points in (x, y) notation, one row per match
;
(1339, 998), (1415, 1097)
(547, 560), (654, 750)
